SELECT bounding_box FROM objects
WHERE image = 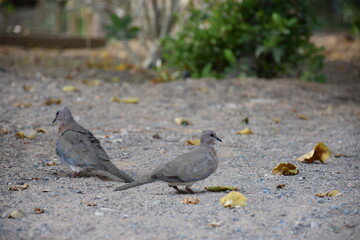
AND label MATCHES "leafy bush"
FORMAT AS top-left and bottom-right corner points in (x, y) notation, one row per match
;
(162, 0), (325, 81)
